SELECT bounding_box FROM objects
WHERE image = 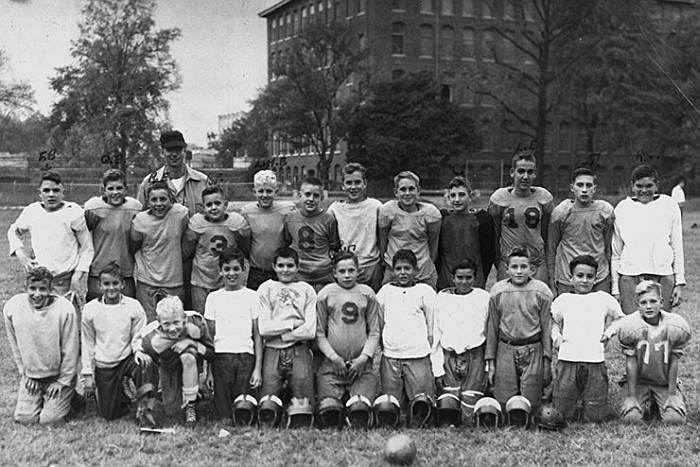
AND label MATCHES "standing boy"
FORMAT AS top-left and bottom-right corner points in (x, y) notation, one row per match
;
(130, 181), (189, 322)
(84, 169), (142, 300)
(618, 280), (691, 424)
(284, 177), (341, 291)
(489, 152), (553, 282)
(204, 248), (262, 422)
(8, 171), (93, 302)
(258, 247), (317, 407)
(81, 262), (155, 421)
(485, 246), (553, 409)
(183, 185), (250, 314)
(376, 249), (438, 427)
(547, 167), (614, 295)
(551, 255), (623, 422)
(437, 177), (486, 289)
(328, 163), (383, 291)
(316, 251), (381, 425)
(3, 267), (79, 425)
(241, 170), (296, 290)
